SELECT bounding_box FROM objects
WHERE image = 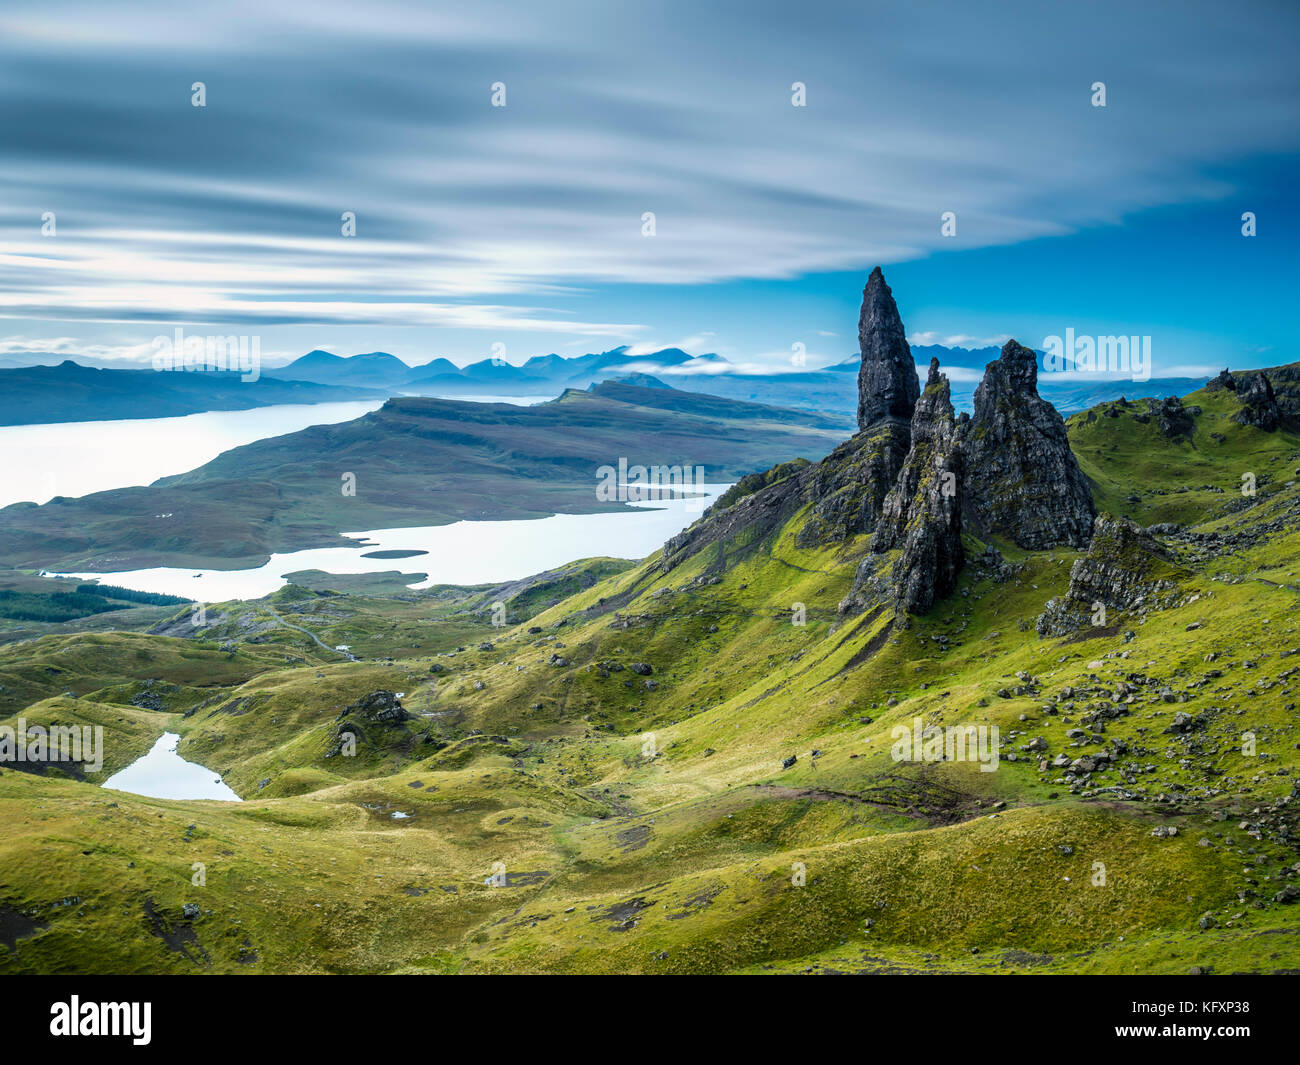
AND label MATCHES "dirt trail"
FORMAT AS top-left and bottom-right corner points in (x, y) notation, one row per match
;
(262, 604), (357, 661)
